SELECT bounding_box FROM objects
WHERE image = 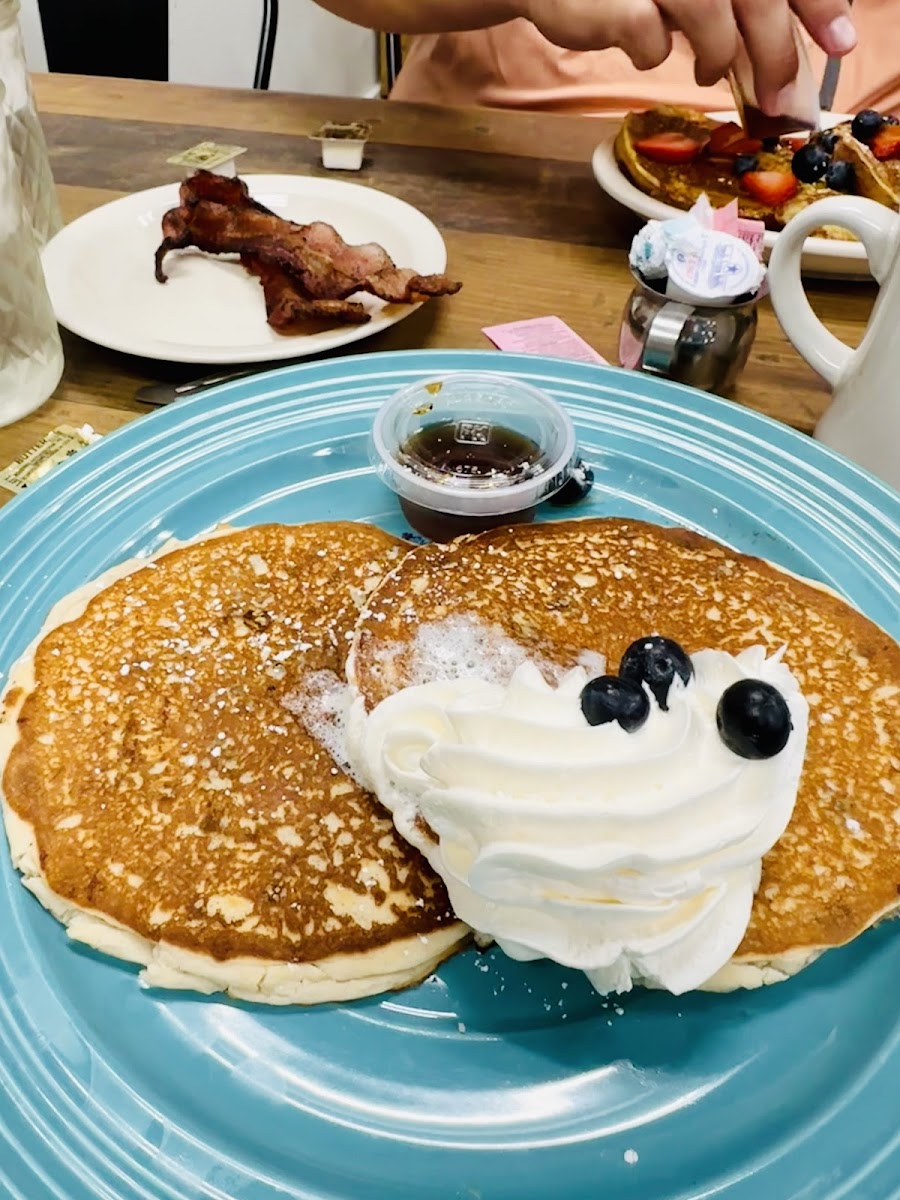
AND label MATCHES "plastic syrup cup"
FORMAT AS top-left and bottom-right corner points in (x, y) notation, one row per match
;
(372, 372), (577, 541)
